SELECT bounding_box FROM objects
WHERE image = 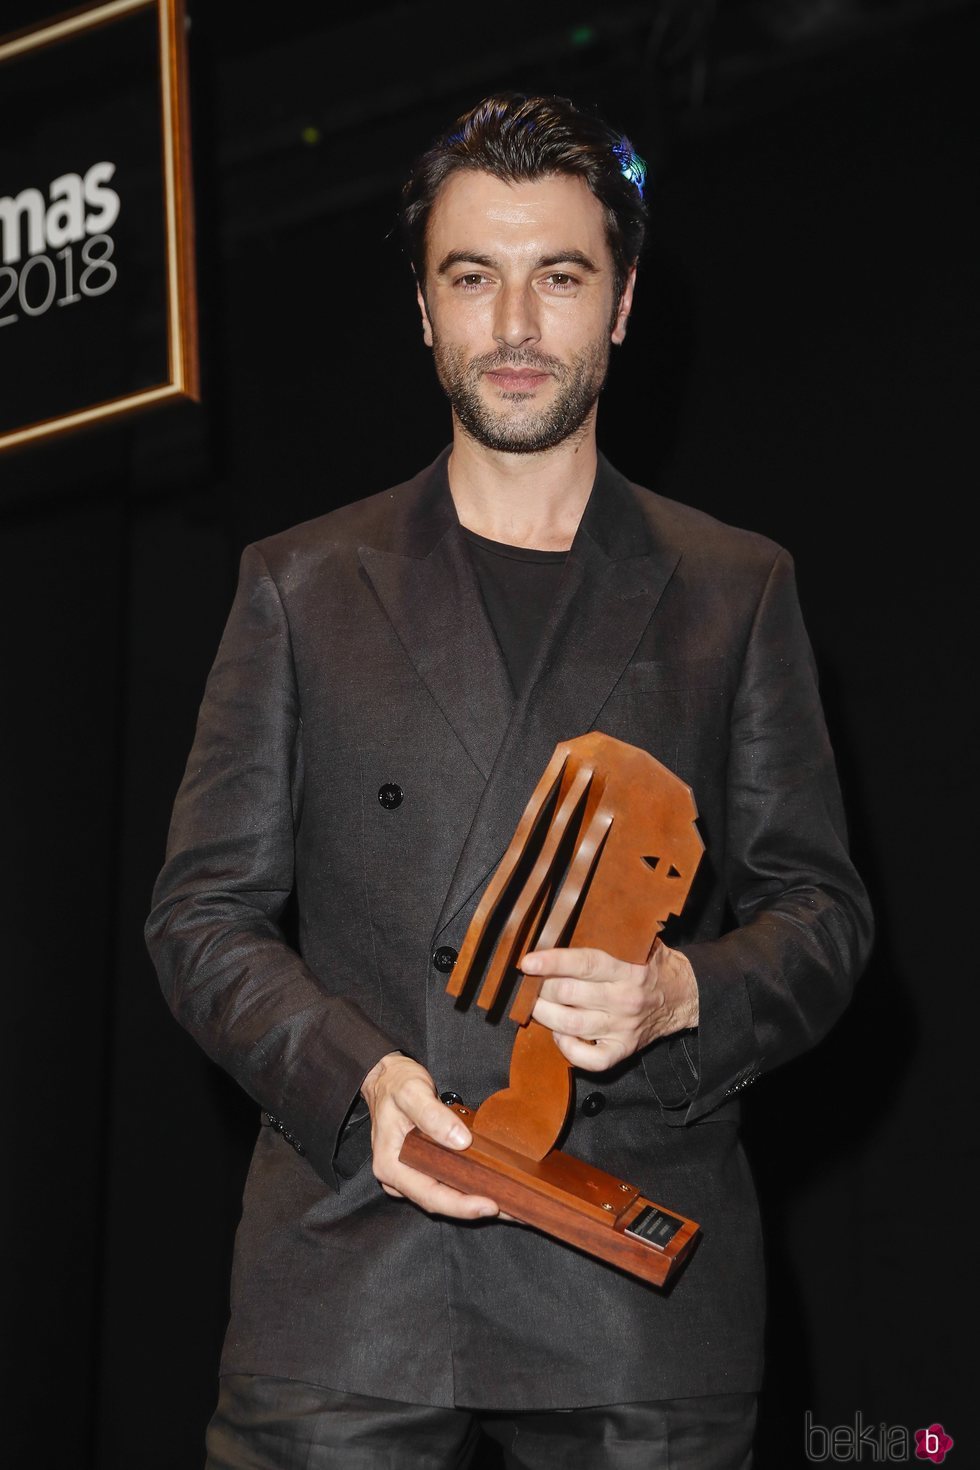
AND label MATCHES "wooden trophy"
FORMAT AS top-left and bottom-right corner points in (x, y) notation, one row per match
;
(400, 731), (705, 1287)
